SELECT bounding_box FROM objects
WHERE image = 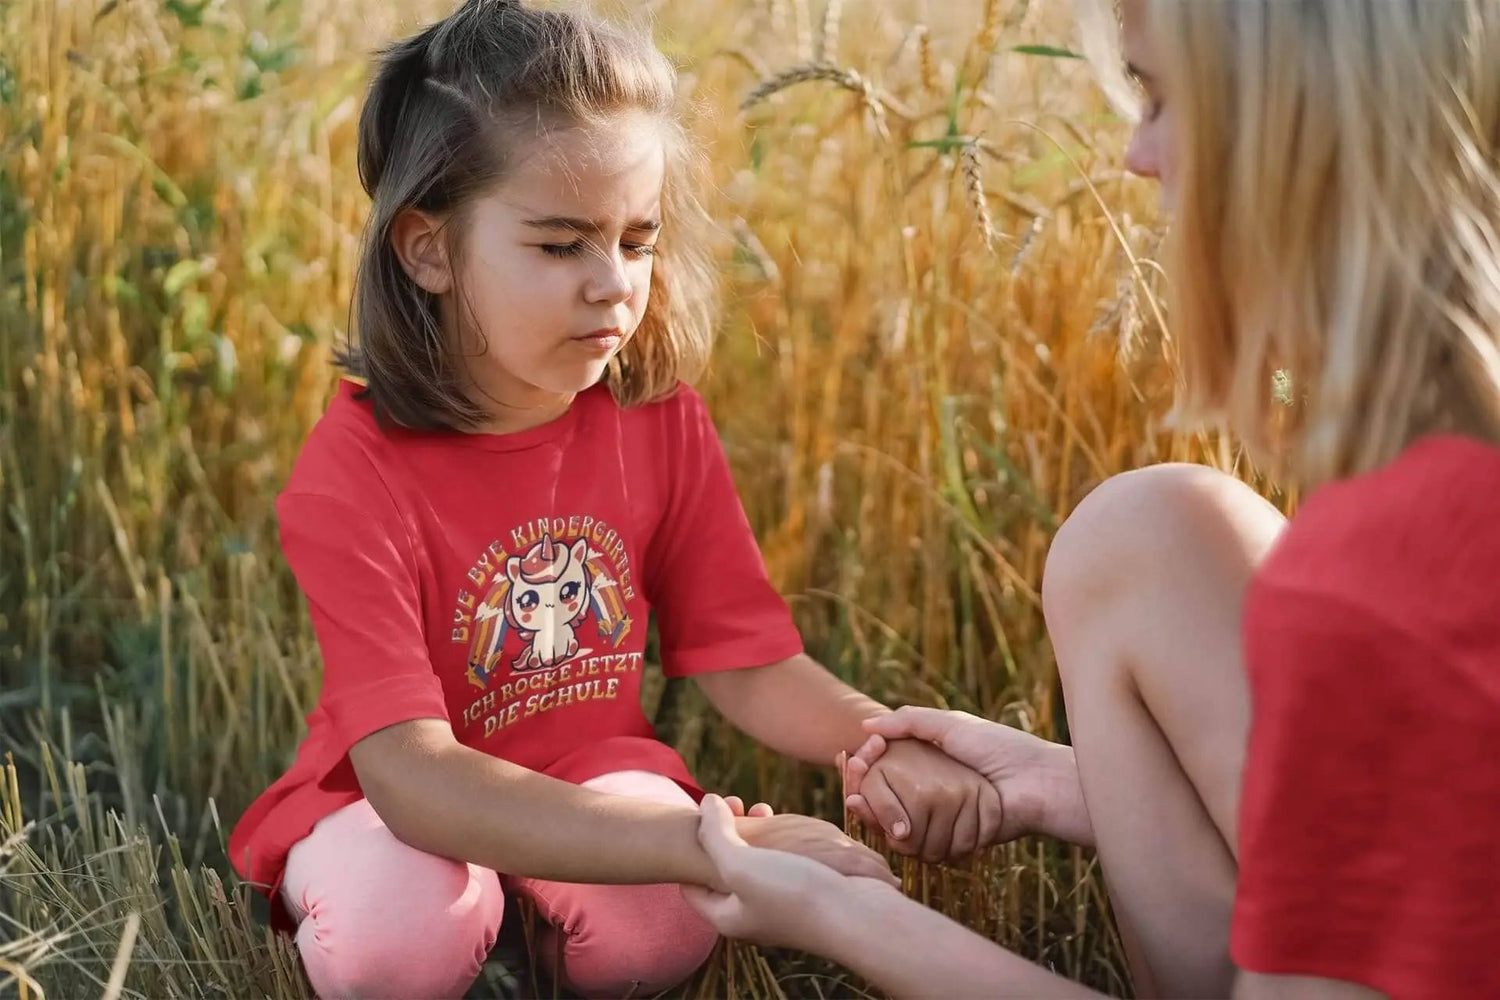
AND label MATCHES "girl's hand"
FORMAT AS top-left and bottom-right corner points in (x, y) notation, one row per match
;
(683, 795), (899, 949)
(840, 737), (1003, 862)
(722, 795), (774, 819)
(843, 708), (1093, 849)
(731, 812), (900, 887)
